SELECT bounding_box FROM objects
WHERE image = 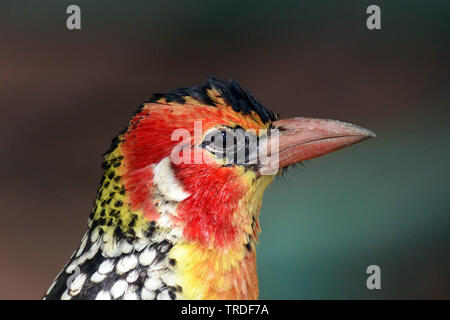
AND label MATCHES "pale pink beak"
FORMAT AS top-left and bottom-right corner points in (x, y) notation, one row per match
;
(260, 117), (375, 174)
